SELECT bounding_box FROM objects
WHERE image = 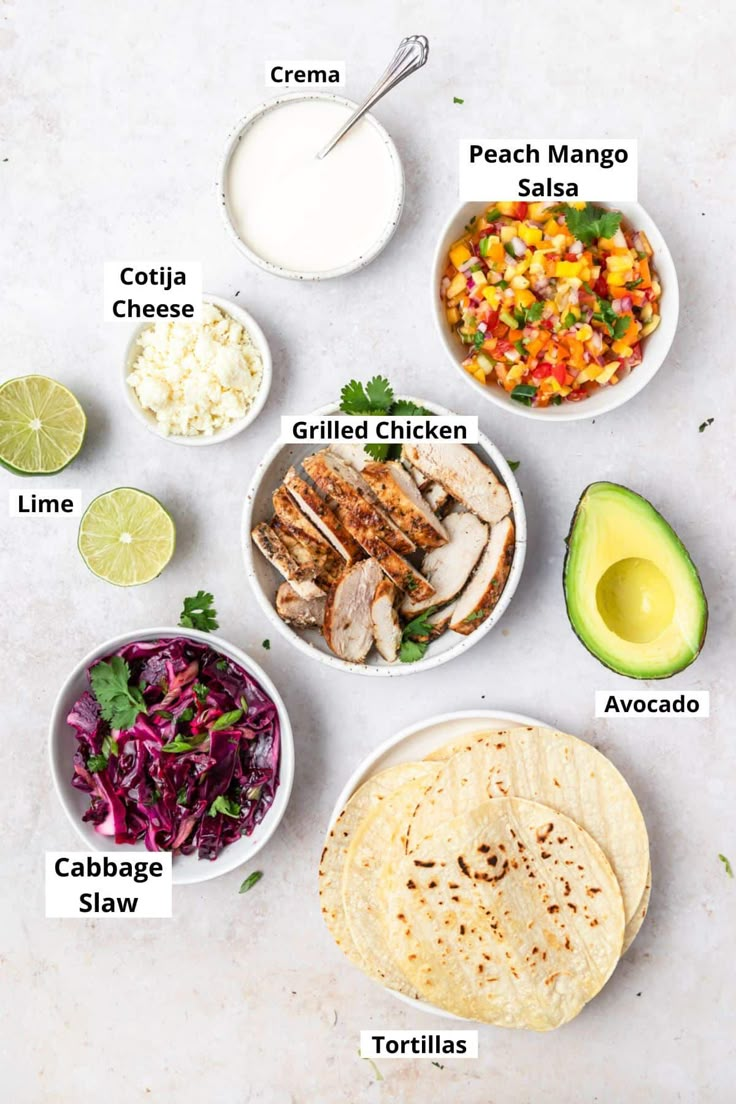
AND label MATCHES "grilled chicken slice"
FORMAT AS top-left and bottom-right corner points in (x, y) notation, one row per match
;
(406, 464), (451, 515)
(252, 523), (325, 600)
(303, 451), (415, 556)
(272, 485), (343, 584)
(283, 468), (362, 563)
(328, 441), (371, 471)
(275, 582), (325, 629)
(401, 511), (488, 615)
(342, 519), (435, 602)
(362, 461), (448, 550)
(323, 558), (383, 663)
(402, 443), (511, 524)
(450, 516), (515, 634)
(370, 578), (402, 662)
